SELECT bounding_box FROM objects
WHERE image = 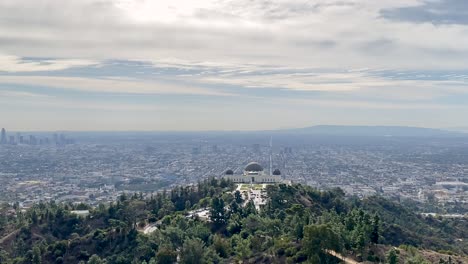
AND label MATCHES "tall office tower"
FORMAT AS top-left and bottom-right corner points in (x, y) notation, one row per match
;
(0, 128), (6, 144)
(212, 145), (219, 153)
(192, 146), (201, 155)
(19, 136), (24, 144)
(9, 136), (15, 145)
(29, 135), (37, 145)
(60, 134), (66, 143)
